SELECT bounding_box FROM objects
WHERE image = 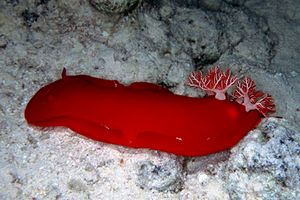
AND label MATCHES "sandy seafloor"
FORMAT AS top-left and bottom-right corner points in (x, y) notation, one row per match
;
(0, 0), (299, 199)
